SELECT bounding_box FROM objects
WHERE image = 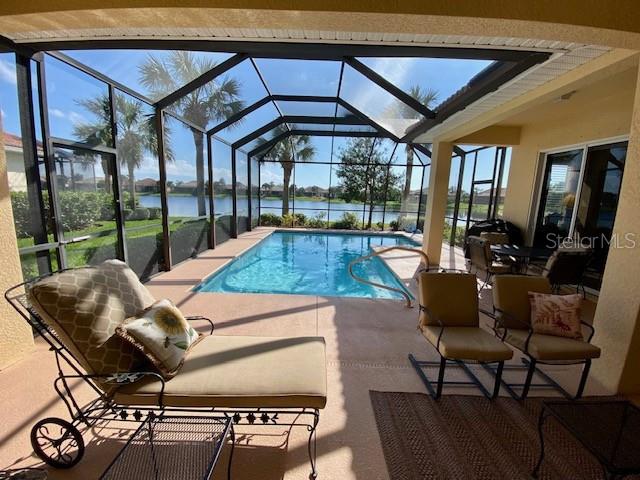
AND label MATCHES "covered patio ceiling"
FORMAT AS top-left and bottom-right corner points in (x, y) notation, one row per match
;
(1, 36), (550, 158)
